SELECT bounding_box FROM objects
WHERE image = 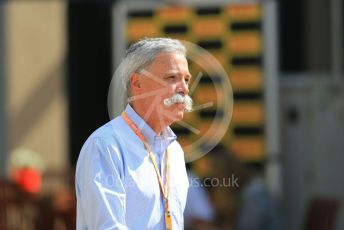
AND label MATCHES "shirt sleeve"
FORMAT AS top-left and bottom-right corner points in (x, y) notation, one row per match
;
(76, 137), (128, 230)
